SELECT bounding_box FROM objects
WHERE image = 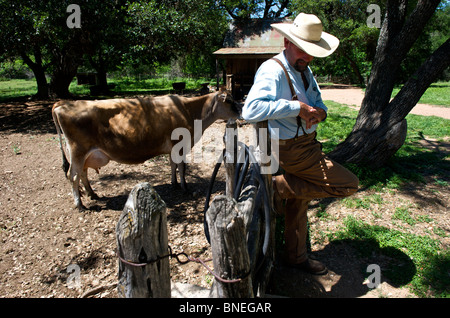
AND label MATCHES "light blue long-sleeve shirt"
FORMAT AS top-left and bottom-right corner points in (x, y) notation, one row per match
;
(242, 51), (327, 140)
